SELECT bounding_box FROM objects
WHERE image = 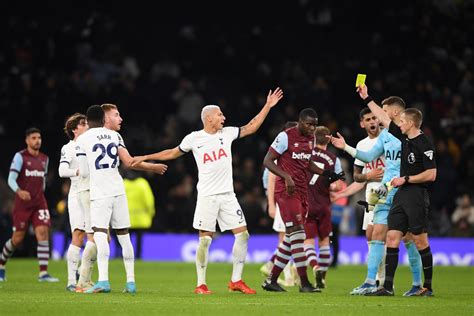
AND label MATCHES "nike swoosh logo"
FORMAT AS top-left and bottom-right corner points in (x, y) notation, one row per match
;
(197, 145), (203, 148)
